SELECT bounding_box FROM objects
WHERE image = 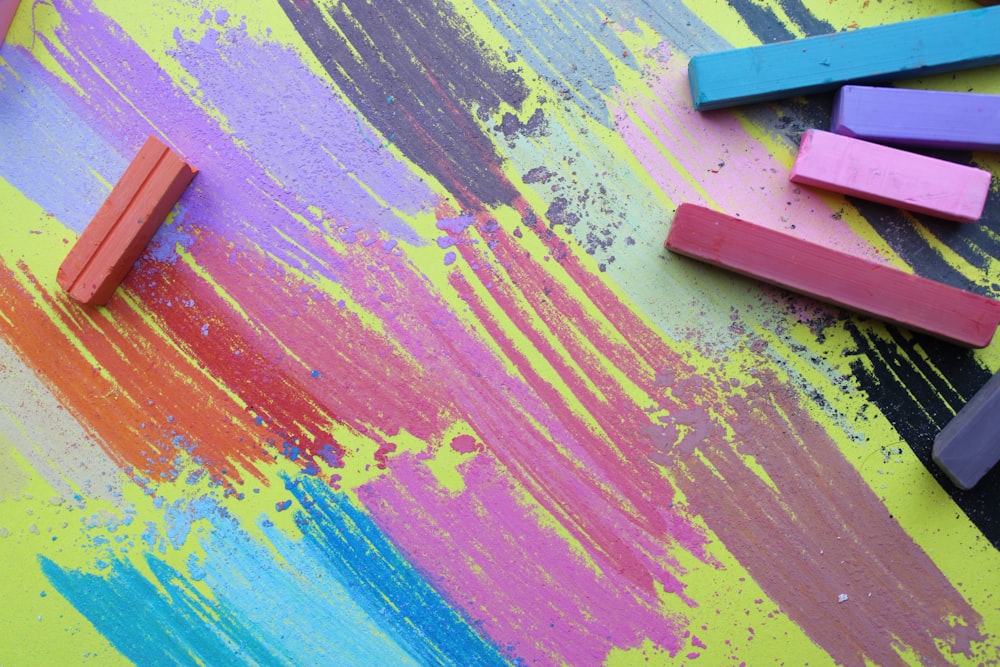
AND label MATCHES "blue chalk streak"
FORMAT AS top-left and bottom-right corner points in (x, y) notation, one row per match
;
(0, 50), (124, 233)
(40, 503), (425, 665)
(287, 475), (513, 666)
